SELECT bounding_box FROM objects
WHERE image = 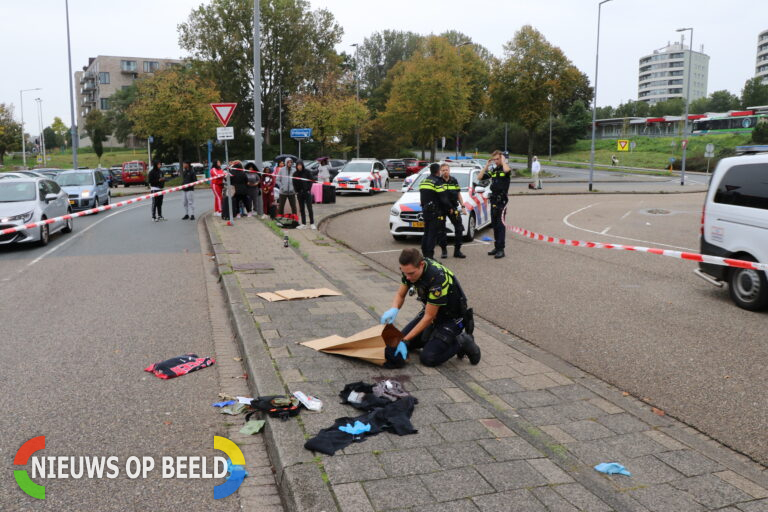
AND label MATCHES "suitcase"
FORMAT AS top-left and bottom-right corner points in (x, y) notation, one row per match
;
(322, 184), (336, 204)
